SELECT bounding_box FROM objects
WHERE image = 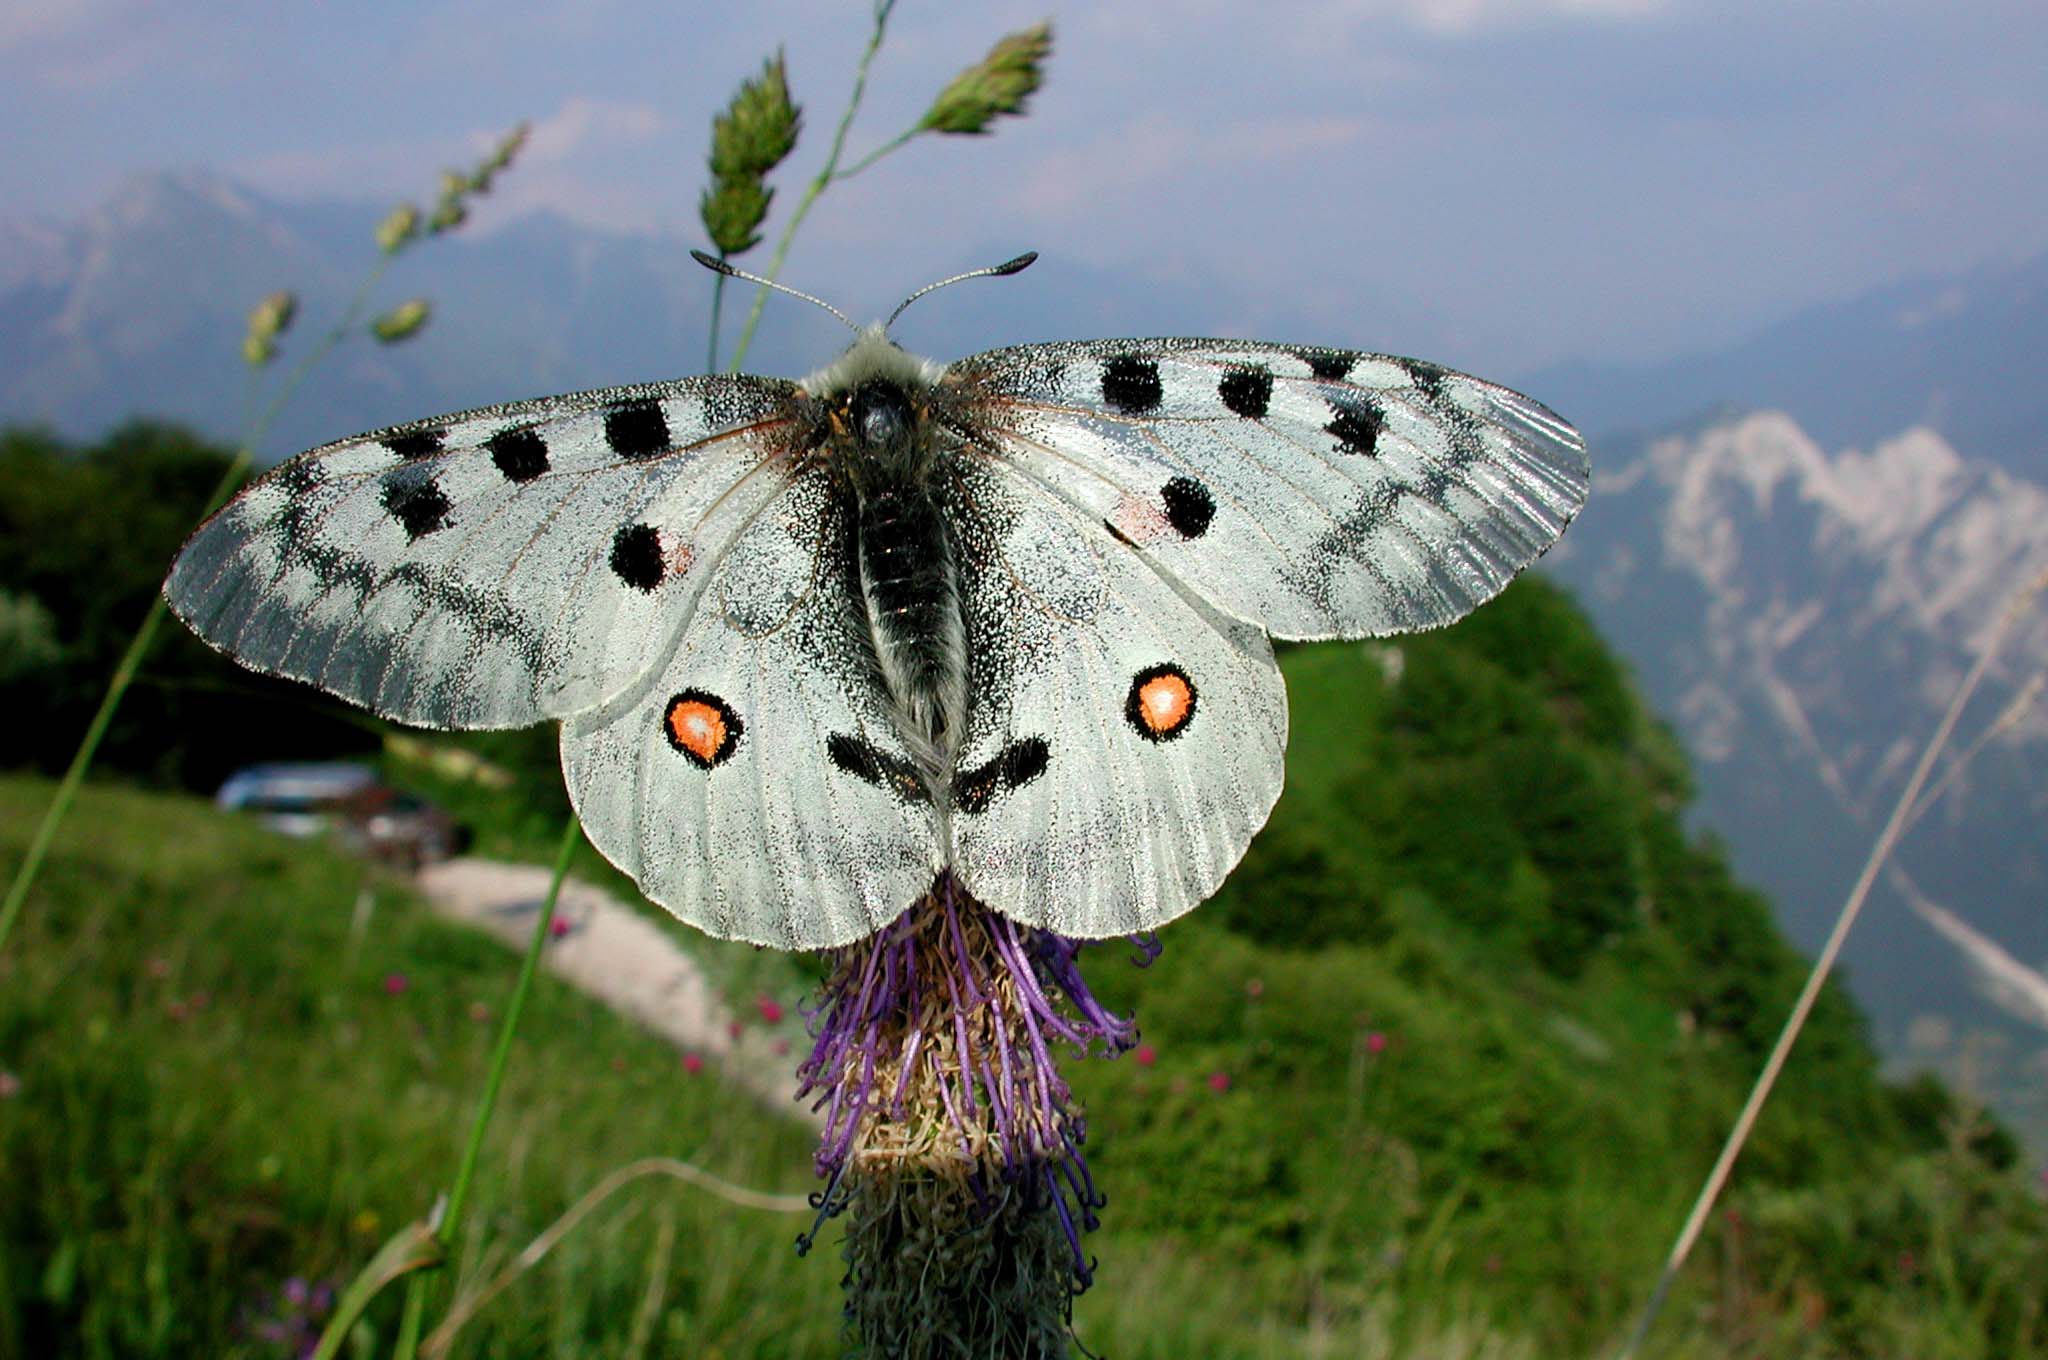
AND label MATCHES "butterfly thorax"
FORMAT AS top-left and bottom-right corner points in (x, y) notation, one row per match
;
(805, 330), (971, 810)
